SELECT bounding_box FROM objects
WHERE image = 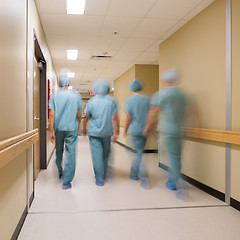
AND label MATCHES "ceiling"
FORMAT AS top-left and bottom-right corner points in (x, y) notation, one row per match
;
(35, 0), (214, 91)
